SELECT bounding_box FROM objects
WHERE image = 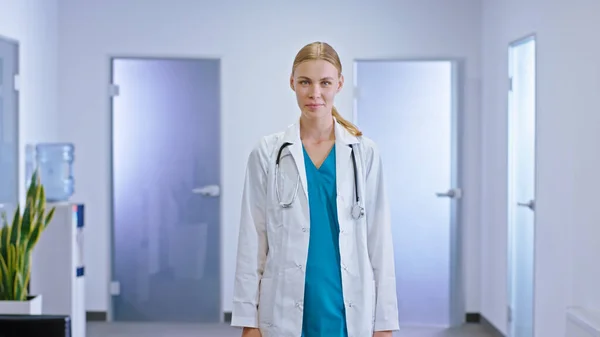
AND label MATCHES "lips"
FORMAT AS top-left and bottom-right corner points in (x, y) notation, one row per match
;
(306, 104), (323, 108)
